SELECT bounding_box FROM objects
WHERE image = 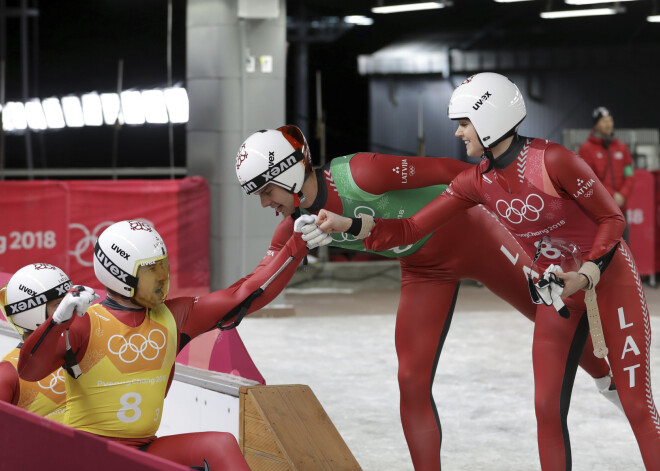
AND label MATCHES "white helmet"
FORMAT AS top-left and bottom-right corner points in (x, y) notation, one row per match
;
(3, 263), (72, 335)
(448, 72), (526, 148)
(236, 125), (312, 195)
(94, 220), (168, 298)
